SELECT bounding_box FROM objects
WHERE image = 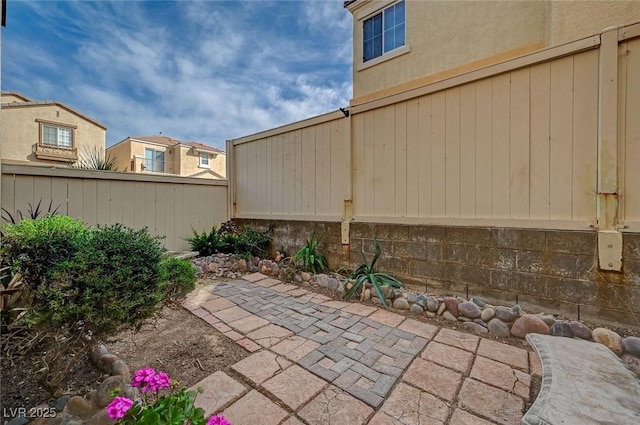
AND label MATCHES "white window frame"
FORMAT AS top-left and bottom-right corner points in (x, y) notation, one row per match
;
(38, 122), (75, 148)
(357, 0), (410, 71)
(199, 153), (210, 168)
(144, 148), (165, 173)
